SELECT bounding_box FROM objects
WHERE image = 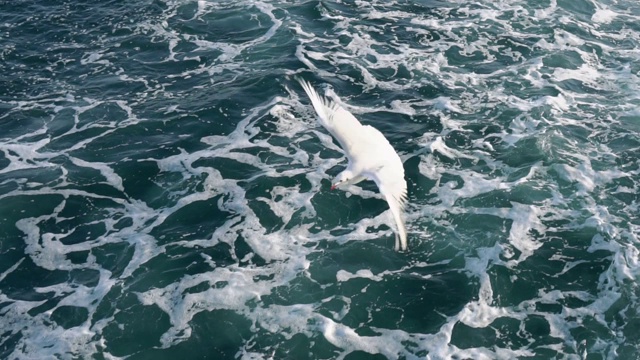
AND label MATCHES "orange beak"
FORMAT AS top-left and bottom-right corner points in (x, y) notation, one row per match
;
(330, 184), (337, 190)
